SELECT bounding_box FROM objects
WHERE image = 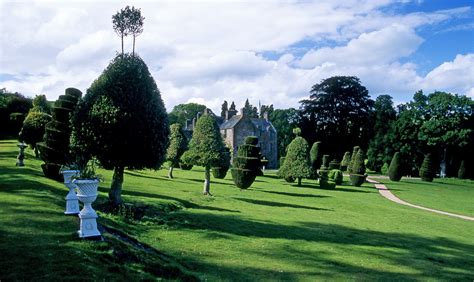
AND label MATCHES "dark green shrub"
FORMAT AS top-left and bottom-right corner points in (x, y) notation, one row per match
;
(320, 154), (330, 170)
(381, 162), (389, 175)
(179, 163), (193, 170)
(350, 149), (366, 186)
(340, 151), (351, 172)
(37, 88), (82, 181)
(166, 123), (188, 179)
(319, 169), (336, 189)
(278, 136), (311, 186)
(458, 160), (466, 179)
(328, 169), (343, 185)
(348, 146), (360, 173)
(231, 137), (261, 189)
(388, 152), (402, 181)
(179, 150), (193, 170)
(279, 157), (286, 169)
(420, 153), (436, 182)
(309, 141), (322, 178)
(19, 111), (52, 157)
(213, 147), (231, 179)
